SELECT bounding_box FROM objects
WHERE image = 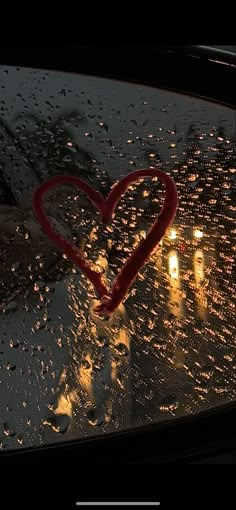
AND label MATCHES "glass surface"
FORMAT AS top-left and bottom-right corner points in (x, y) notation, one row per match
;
(0, 67), (235, 450)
